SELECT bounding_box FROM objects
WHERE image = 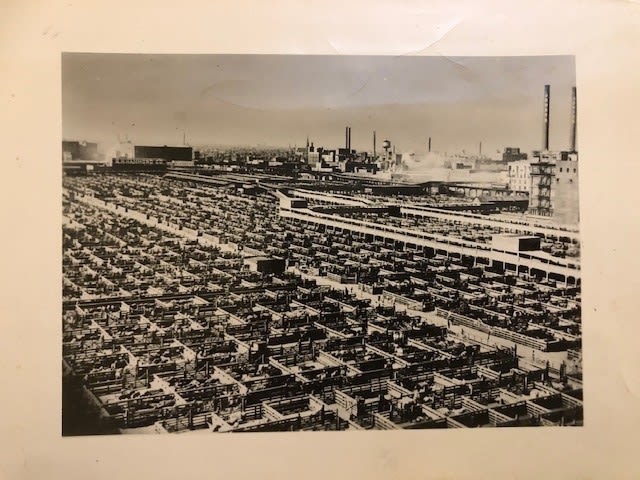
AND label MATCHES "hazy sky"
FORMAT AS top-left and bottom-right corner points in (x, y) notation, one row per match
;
(62, 53), (576, 155)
